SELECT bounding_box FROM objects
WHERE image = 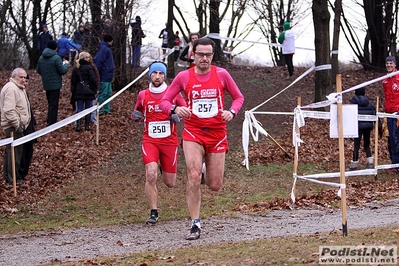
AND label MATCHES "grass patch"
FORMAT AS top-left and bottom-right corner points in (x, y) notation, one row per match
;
(0, 149), (397, 238)
(0, 151), (319, 234)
